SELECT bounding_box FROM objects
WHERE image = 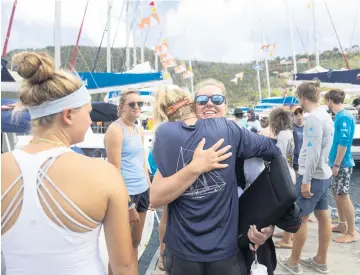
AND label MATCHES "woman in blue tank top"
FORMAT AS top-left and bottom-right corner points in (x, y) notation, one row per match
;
(104, 90), (151, 275)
